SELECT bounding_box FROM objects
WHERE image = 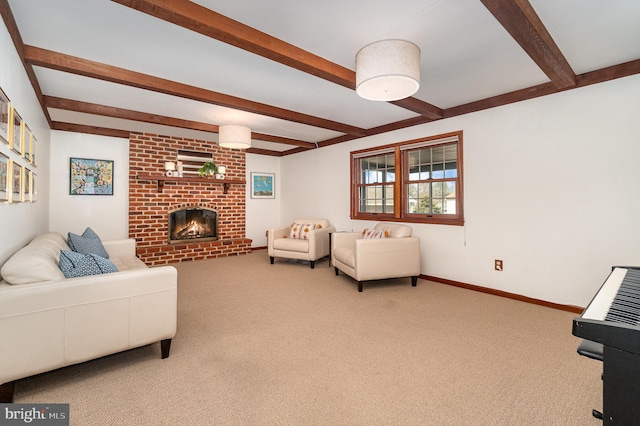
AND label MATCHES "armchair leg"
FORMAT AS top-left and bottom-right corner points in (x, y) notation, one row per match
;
(270, 256), (275, 264)
(161, 339), (172, 359)
(411, 276), (418, 287)
(358, 281), (363, 292)
(310, 261), (315, 269)
(0, 381), (14, 403)
(335, 267), (339, 276)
